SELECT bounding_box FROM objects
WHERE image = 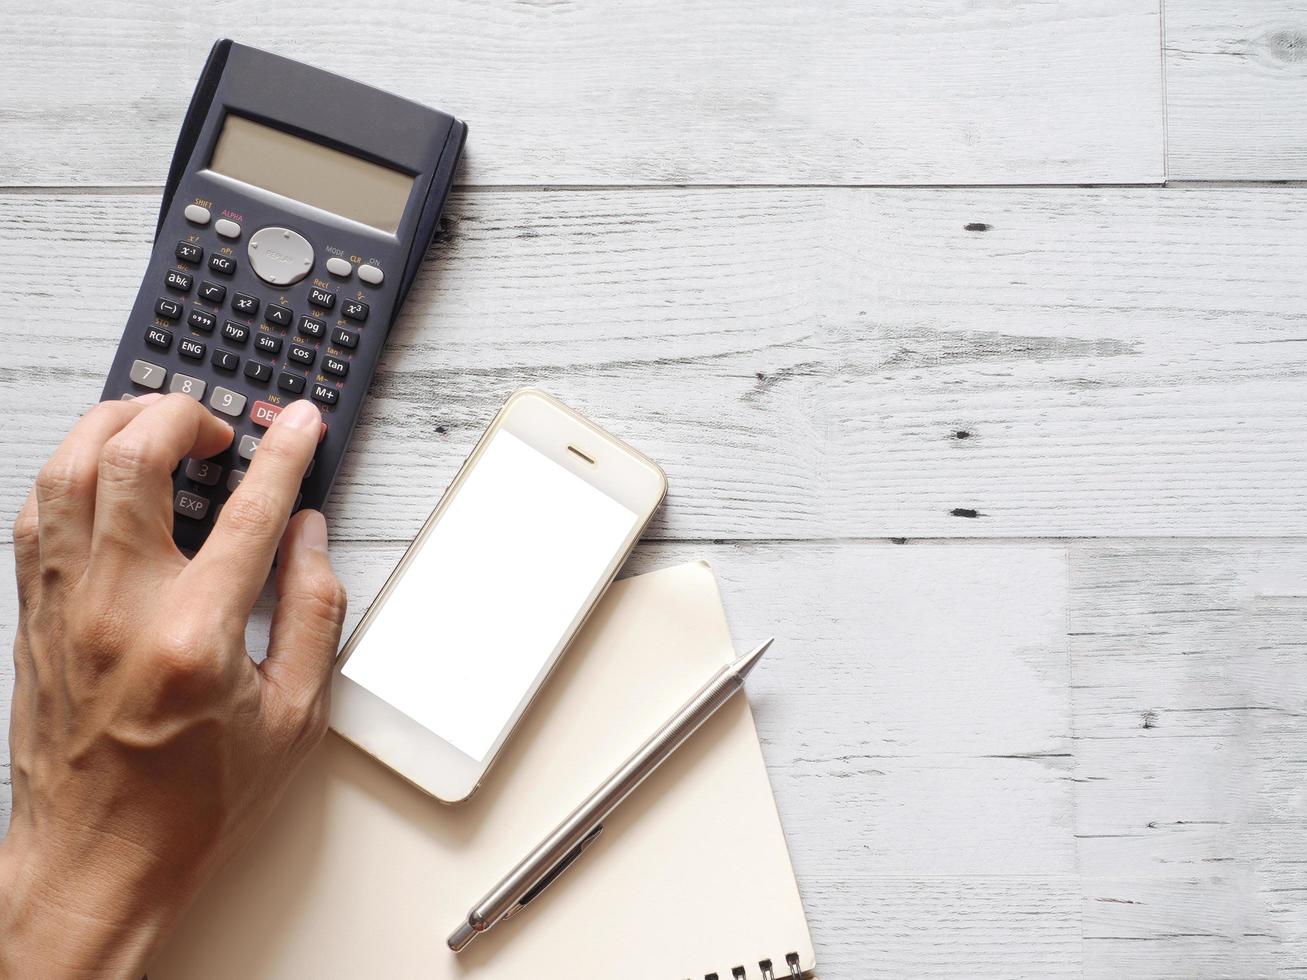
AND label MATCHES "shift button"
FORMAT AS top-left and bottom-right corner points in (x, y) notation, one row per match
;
(215, 218), (242, 239)
(183, 204), (211, 225)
